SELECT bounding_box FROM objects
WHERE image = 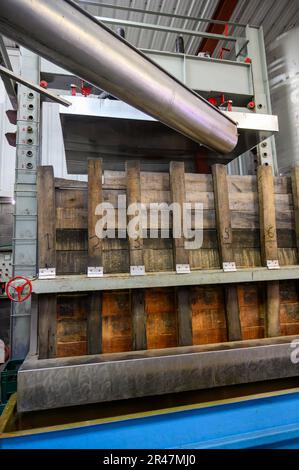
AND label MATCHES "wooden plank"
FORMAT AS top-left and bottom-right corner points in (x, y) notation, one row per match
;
(212, 164), (242, 341)
(169, 161), (189, 266)
(87, 159), (103, 354)
(212, 164), (233, 264)
(257, 165), (280, 338)
(146, 288), (177, 349)
(291, 167), (299, 255)
(258, 165), (279, 264)
(54, 174), (291, 195)
(88, 159), (103, 268)
(88, 292), (102, 354)
(126, 161), (147, 350)
(170, 162), (192, 346)
(37, 166), (56, 269)
(38, 294), (57, 359)
(131, 289), (147, 350)
(102, 291), (132, 353)
(126, 160), (144, 267)
(177, 287), (192, 346)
